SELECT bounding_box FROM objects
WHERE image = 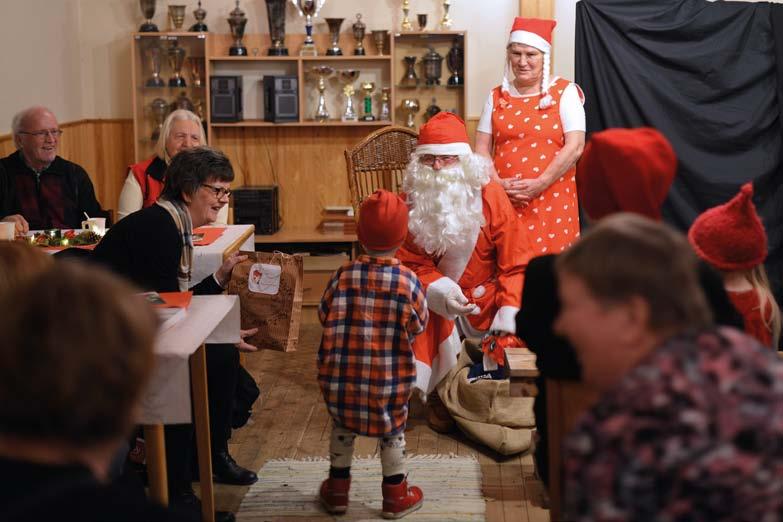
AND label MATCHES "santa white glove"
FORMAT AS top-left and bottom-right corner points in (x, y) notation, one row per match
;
(445, 288), (480, 317)
(426, 277), (481, 320)
(488, 305), (520, 335)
